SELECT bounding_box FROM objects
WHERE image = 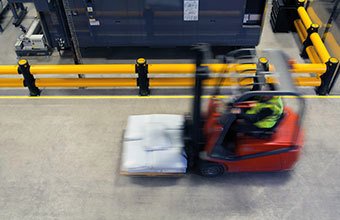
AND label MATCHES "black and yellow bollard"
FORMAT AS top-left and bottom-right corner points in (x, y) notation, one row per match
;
(17, 59), (41, 96)
(297, 0), (305, 7)
(316, 58), (339, 95)
(135, 58), (149, 96)
(252, 57), (269, 91)
(258, 57), (269, 71)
